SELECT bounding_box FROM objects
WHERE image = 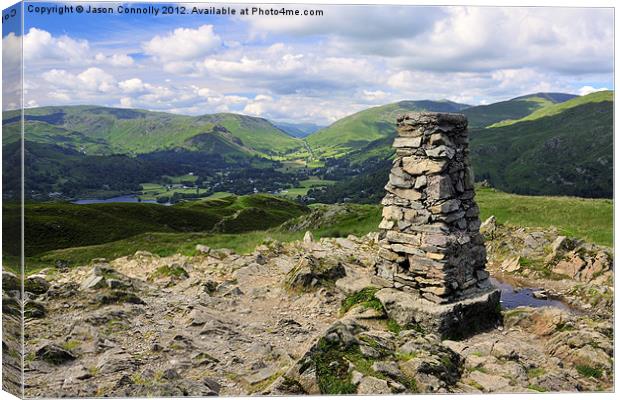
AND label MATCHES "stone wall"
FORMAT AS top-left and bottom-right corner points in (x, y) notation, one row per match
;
(375, 112), (492, 304)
